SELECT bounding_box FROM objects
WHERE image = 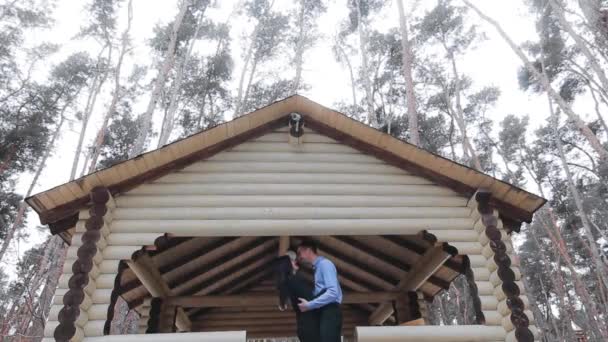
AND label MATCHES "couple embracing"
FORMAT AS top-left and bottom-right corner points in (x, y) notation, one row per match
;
(275, 238), (343, 342)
